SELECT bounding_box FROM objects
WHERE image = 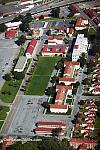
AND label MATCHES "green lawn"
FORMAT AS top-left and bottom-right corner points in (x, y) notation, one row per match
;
(66, 98), (72, 105)
(25, 56), (61, 95)
(0, 79), (22, 103)
(0, 106), (9, 120)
